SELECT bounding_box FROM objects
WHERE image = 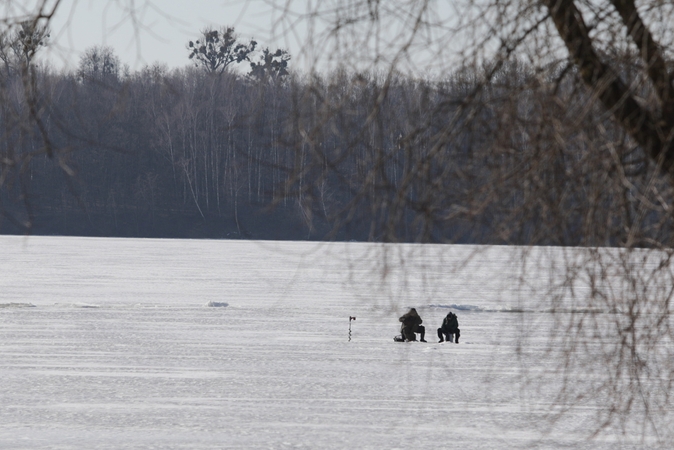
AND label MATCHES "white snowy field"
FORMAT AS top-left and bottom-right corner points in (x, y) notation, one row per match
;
(0, 236), (663, 449)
